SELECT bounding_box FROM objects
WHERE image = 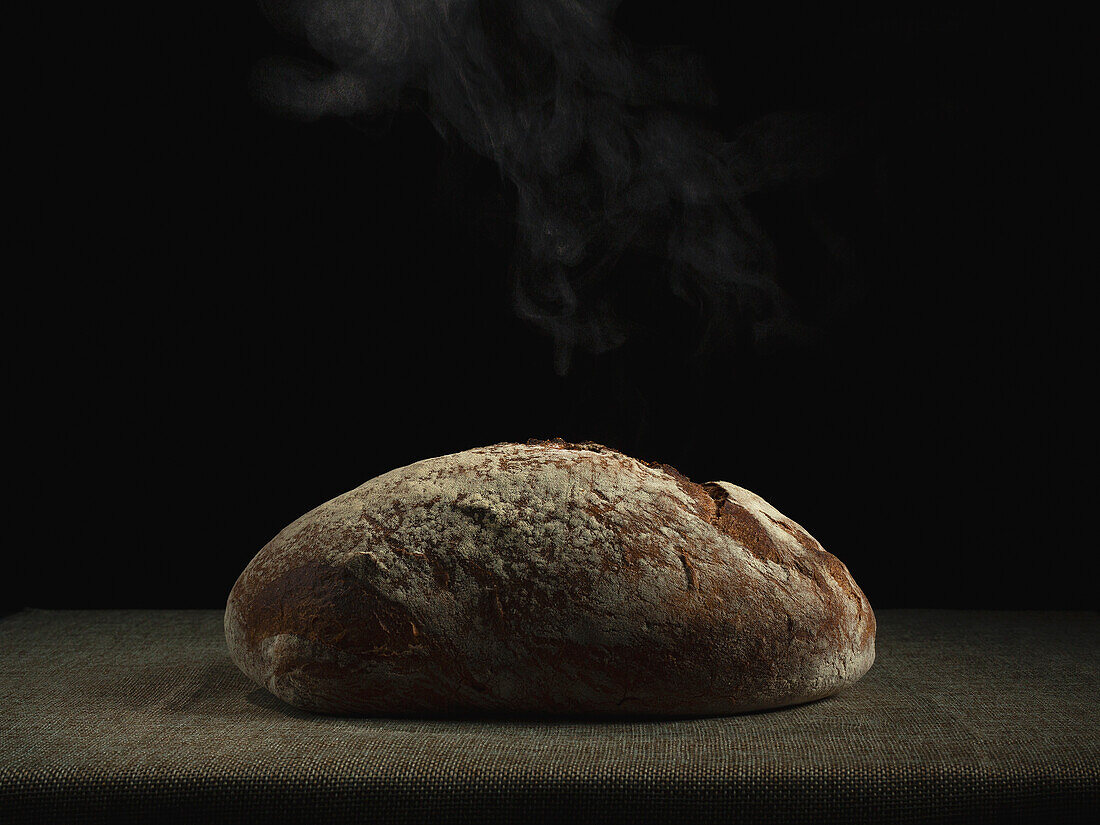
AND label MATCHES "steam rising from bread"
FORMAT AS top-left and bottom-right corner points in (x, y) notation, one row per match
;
(254, 0), (812, 373)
